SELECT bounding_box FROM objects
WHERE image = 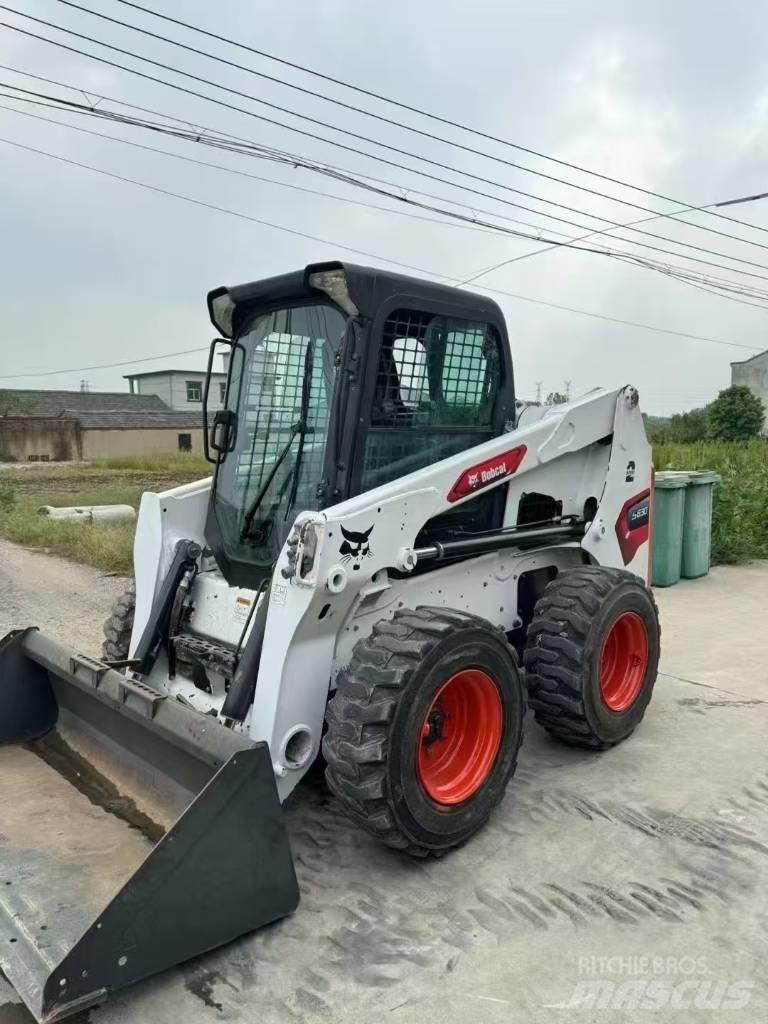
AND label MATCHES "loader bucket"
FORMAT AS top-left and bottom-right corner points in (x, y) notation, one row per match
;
(0, 628), (299, 1023)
